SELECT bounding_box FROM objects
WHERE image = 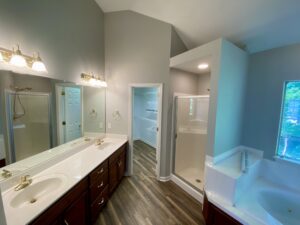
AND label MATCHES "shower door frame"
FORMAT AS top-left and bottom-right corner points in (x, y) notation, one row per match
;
(5, 90), (53, 164)
(170, 94), (210, 203)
